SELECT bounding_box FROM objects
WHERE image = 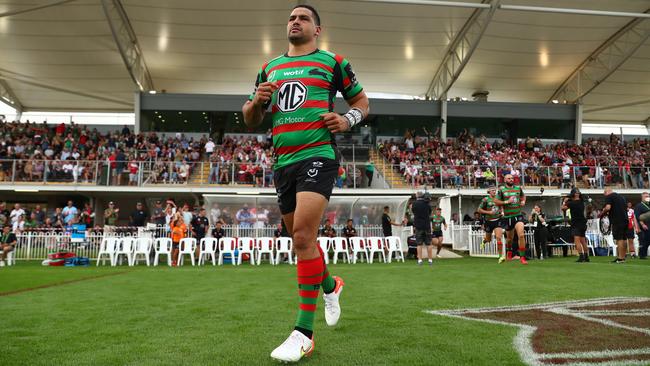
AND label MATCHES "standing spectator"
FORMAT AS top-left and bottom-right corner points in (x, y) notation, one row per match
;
(79, 202), (94, 227)
(208, 153), (219, 184)
(236, 205), (254, 228)
(181, 204), (193, 226)
(625, 202), (638, 258)
(209, 203), (221, 224)
(129, 202), (148, 227)
(192, 208), (209, 257)
(562, 189), (589, 263)
(115, 149), (126, 185)
(204, 138), (215, 155)
(381, 206), (402, 237)
(62, 200), (78, 225)
(33, 204), (45, 226)
(52, 207), (65, 229)
(365, 161), (374, 187)
(0, 225), (17, 266)
(254, 206), (269, 229)
(128, 158), (139, 186)
(104, 202), (119, 231)
(10, 203), (25, 224)
(12, 214), (25, 234)
(170, 213), (186, 267)
(634, 191), (650, 259)
(601, 187), (628, 263)
(150, 200), (166, 227)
